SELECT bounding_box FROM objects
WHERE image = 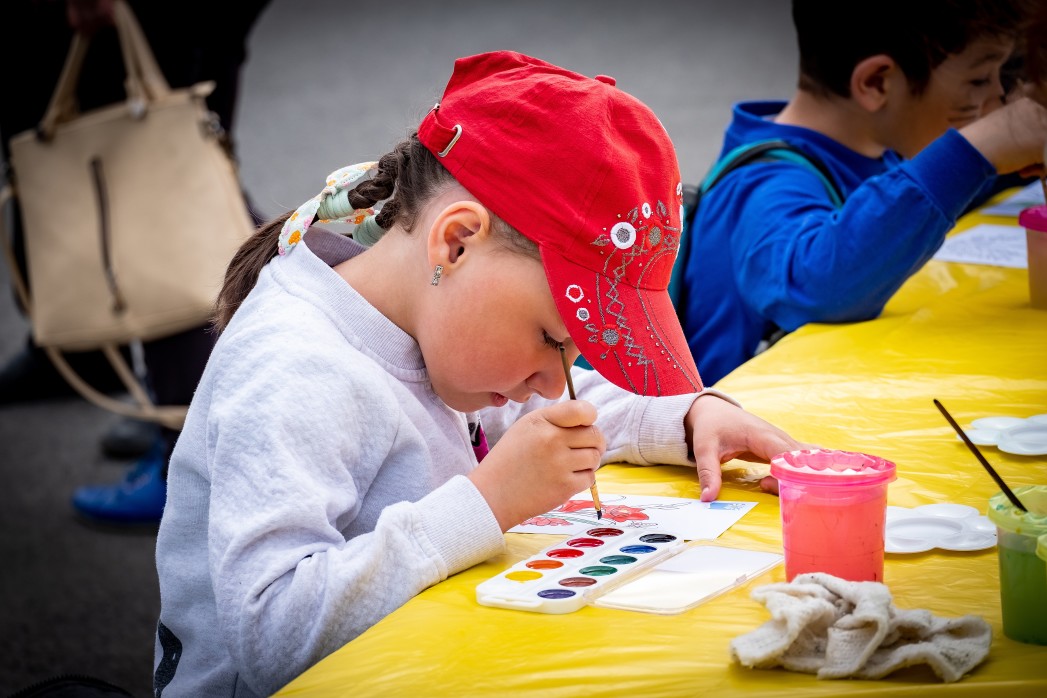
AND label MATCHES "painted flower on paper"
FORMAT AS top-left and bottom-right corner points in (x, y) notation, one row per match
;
(599, 505), (649, 523)
(519, 499), (653, 527)
(520, 516), (573, 527)
(557, 499), (605, 514)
